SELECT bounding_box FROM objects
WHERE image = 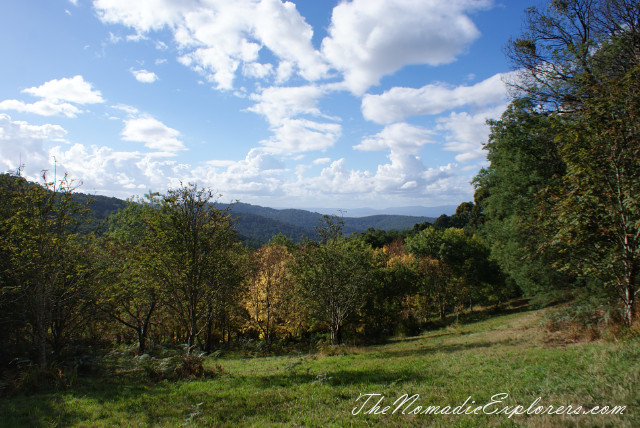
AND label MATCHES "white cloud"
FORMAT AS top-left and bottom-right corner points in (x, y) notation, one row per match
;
(111, 104), (140, 116)
(190, 148), (287, 197)
(252, 0), (328, 82)
(131, 69), (159, 83)
(313, 157), (331, 165)
(242, 62), (273, 79)
(0, 112), (473, 208)
(437, 104), (506, 163)
(286, 154), (471, 206)
(126, 32), (148, 42)
(0, 99), (81, 118)
(0, 76), (104, 118)
(362, 72), (511, 124)
(260, 118), (341, 154)
(321, 0), (491, 95)
(22, 75), (104, 104)
(93, 0), (326, 89)
(248, 85), (325, 126)
(108, 32), (122, 43)
(93, 0), (193, 32)
(355, 123), (433, 155)
(121, 115), (186, 153)
(0, 114), (67, 180)
(248, 85), (341, 154)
